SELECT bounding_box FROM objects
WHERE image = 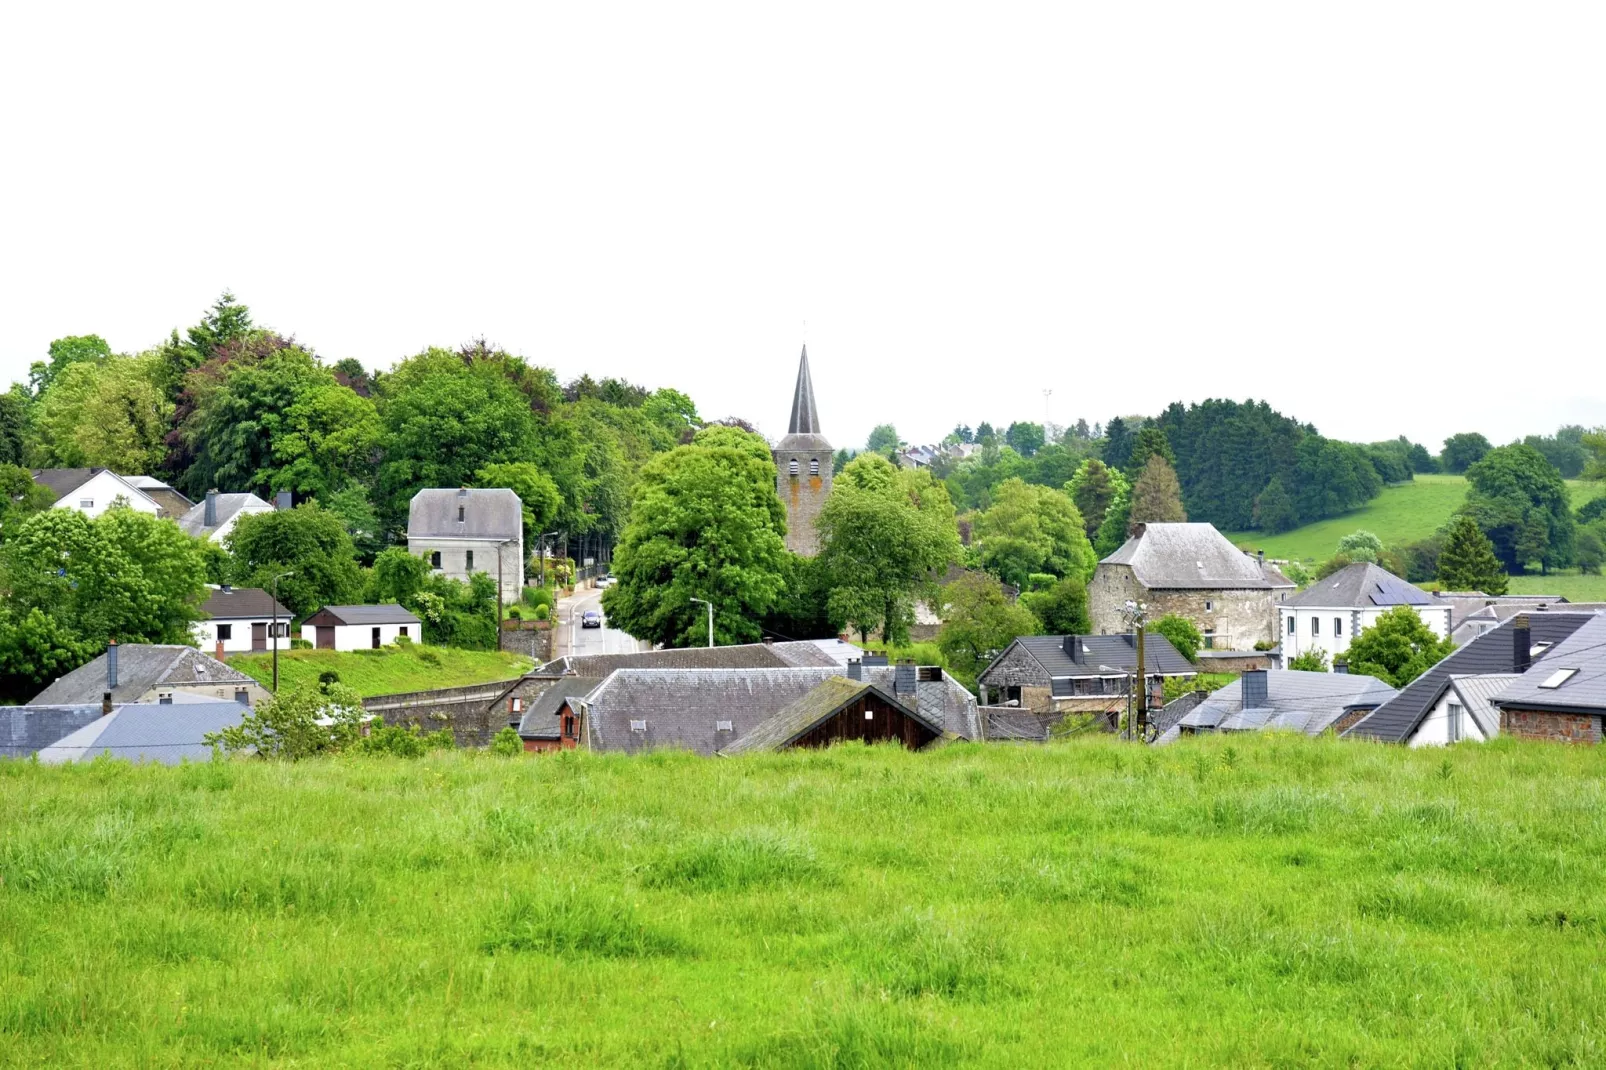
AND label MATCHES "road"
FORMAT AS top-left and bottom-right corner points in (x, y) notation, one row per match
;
(554, 584), (648, 660)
